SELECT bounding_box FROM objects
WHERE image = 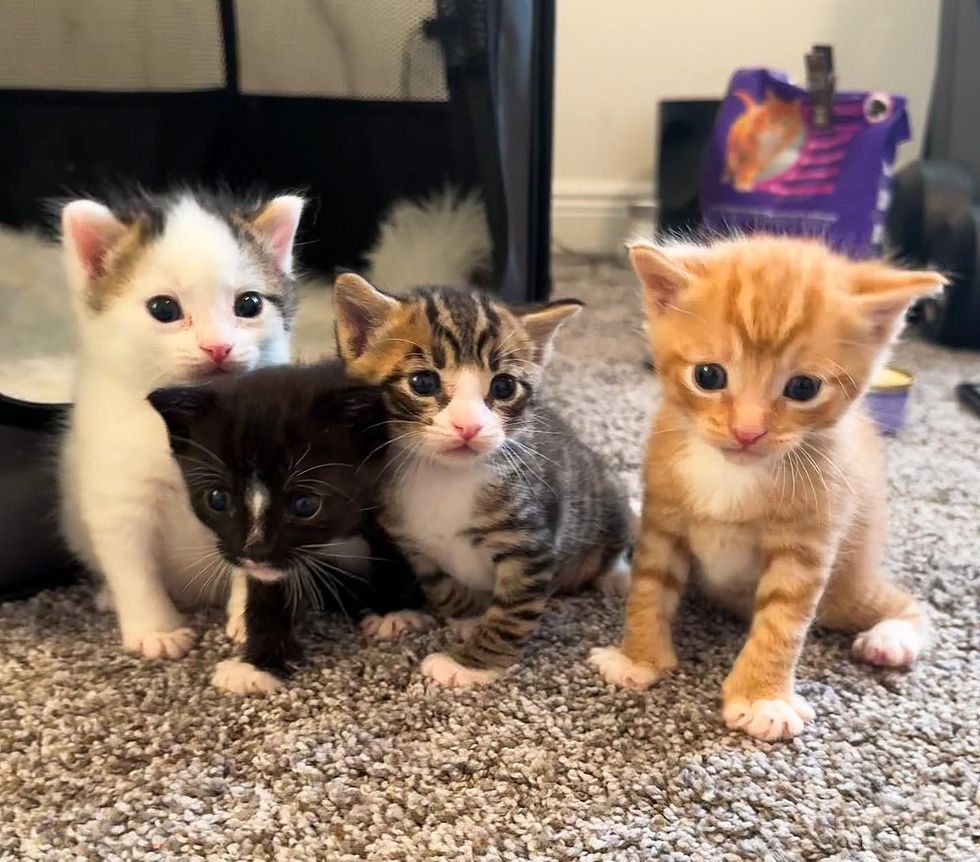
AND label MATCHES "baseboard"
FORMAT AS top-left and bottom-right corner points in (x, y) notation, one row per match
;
(551, 180), (652, 256)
